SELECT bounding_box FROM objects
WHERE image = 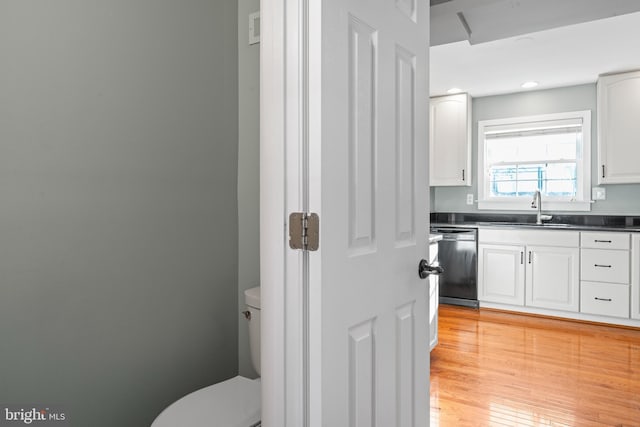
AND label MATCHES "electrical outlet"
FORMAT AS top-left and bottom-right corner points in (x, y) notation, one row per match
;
(466, 194), (474, 205)
(592, 187), (606, 200)
(249, 11), (260, 45)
